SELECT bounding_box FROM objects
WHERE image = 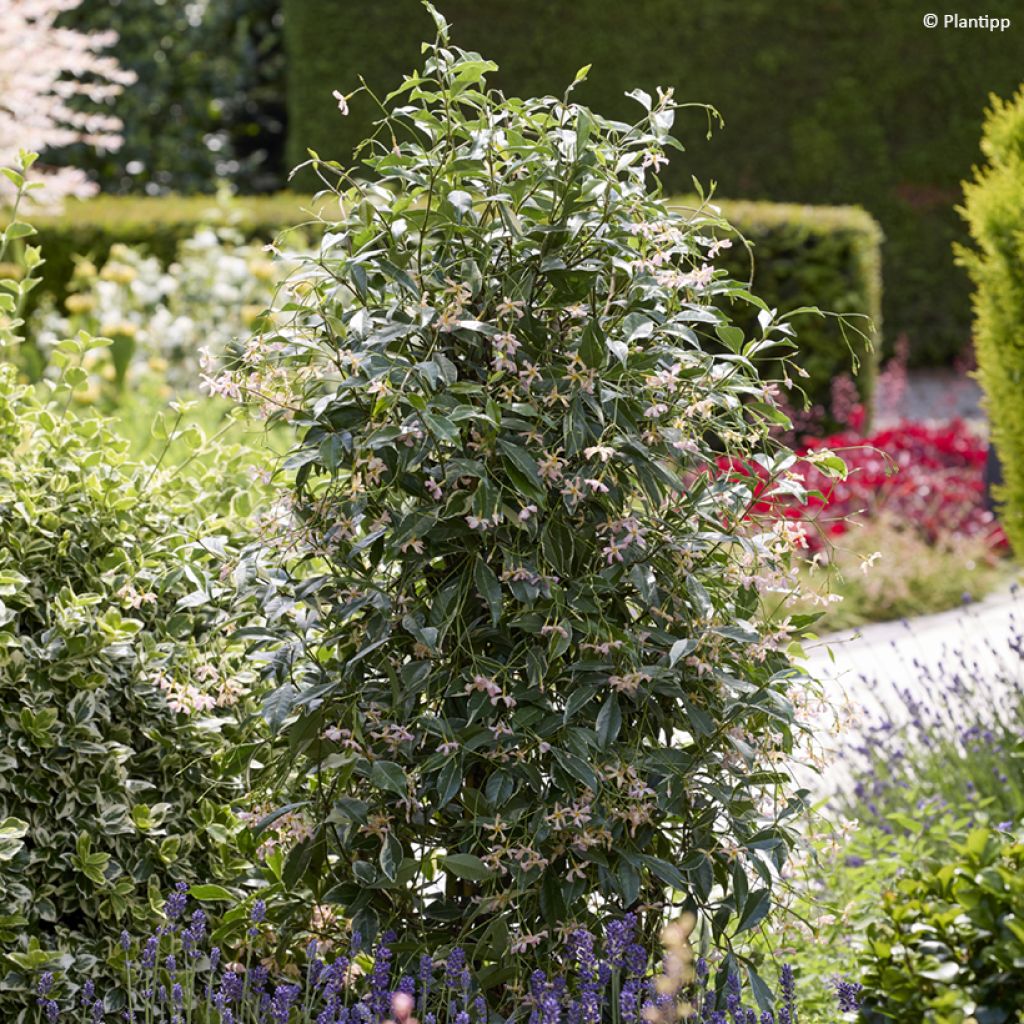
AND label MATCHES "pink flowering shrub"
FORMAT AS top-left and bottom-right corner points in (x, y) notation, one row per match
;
(227, 5), (837, 993)
(0, 0), (133, 203)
